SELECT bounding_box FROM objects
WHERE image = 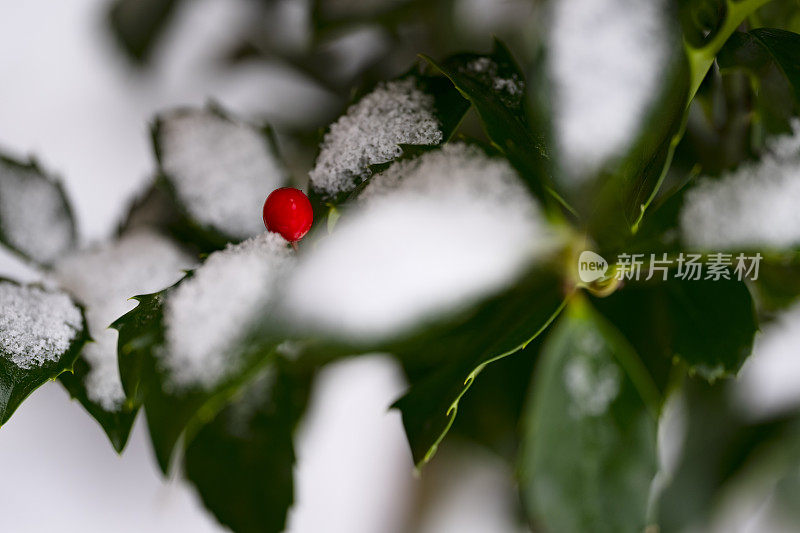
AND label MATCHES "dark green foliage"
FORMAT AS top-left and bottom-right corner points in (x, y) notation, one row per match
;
(184, 362), (313, 533)
(108, 0), (181, 63)
(519, 301), (658, 533)
(392, 268), (568, 468)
